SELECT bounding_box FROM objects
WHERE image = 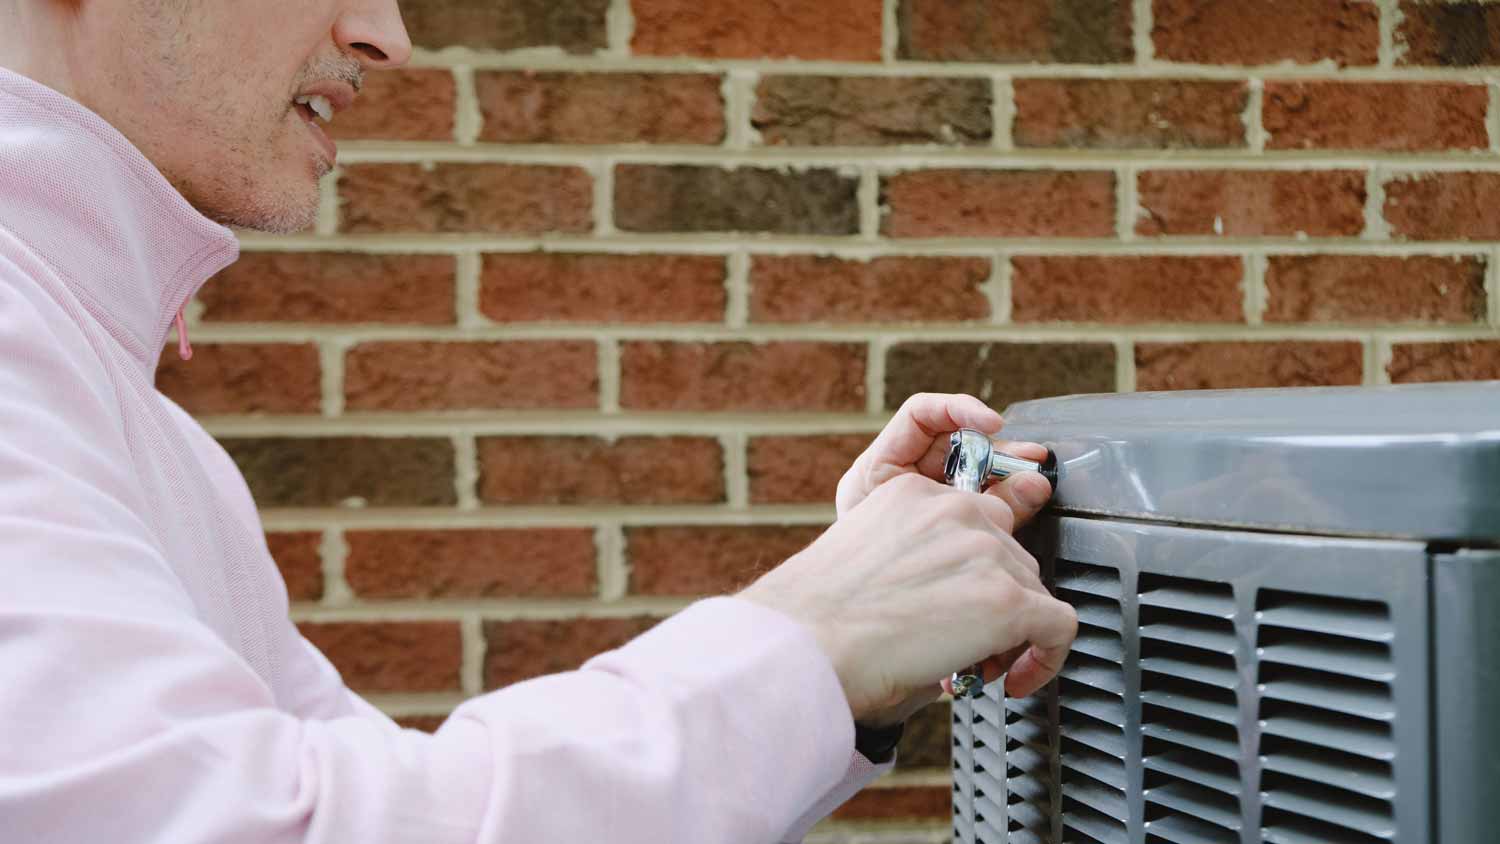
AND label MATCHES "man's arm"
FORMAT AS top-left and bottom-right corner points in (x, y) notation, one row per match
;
(0, 259), (859, 843)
